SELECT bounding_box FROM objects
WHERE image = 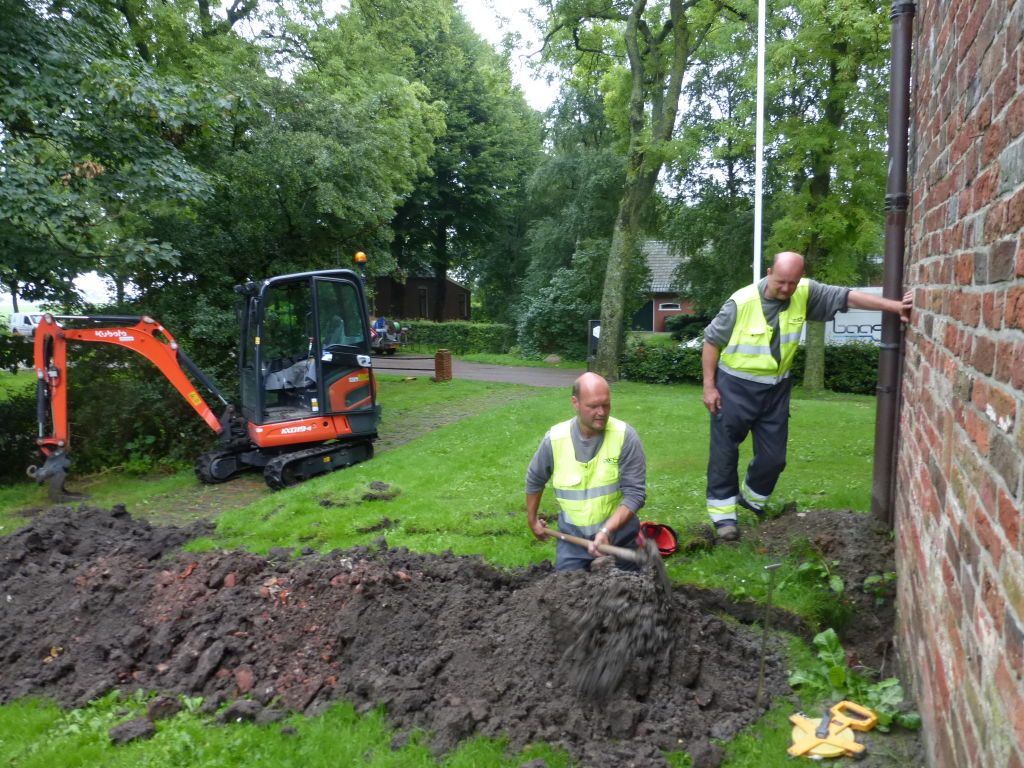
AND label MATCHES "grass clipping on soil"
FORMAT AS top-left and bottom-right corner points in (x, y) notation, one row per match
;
(0, 505), (789, 768)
